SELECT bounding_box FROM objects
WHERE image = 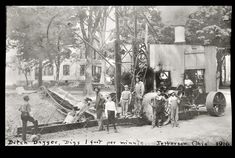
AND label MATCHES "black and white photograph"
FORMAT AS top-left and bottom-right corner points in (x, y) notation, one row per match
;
(5, 6), (231, 146)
